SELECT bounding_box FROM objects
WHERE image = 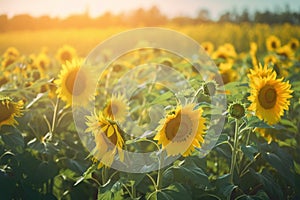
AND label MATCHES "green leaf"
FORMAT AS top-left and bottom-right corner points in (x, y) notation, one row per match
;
(157, 183), (192, 200)
(241, 145), (258, 160)
(1, 126), (24, 149)
(170, 159), (209, 188)
(279, 119), (298, 133)
(250, 169), (283, 200)
(149, 91), (173, 105)
(263, 151), (294, 185)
